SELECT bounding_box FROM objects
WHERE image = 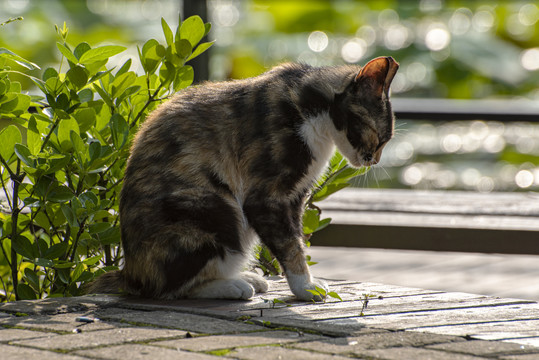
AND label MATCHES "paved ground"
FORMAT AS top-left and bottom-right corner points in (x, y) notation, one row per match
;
(1, 277), (539, 359)
(307, 247), (539, 301)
